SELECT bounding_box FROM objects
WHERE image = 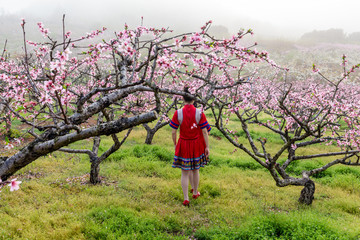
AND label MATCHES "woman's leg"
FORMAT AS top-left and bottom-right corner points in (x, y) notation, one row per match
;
(181, 169), (190, 200)
(192, 169), (200, 194)
(189, 171), (194, 192)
